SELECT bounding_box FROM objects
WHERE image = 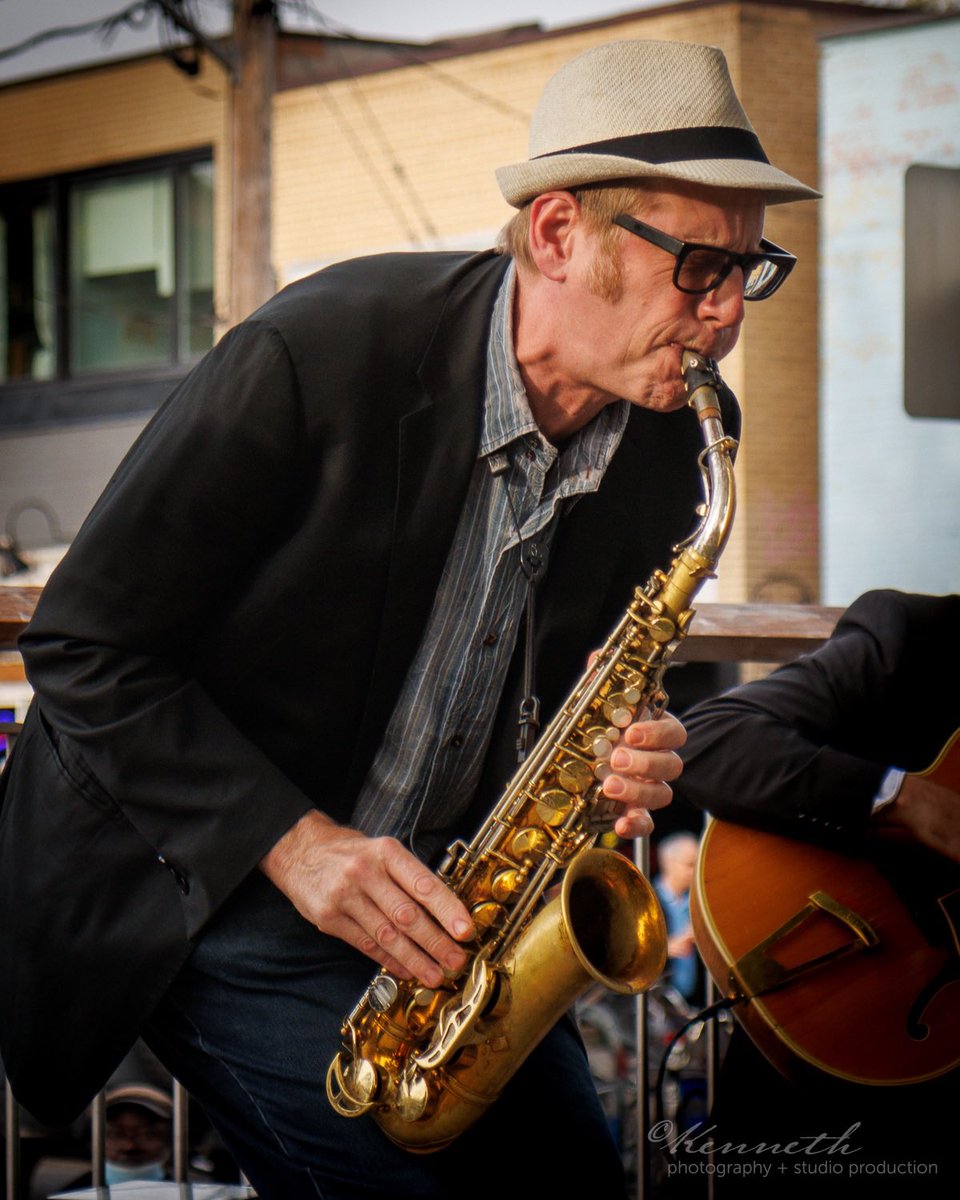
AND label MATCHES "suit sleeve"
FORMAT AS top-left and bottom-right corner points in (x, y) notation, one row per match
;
(19, 319), (318, 936)
(675, 592), (916, 846)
